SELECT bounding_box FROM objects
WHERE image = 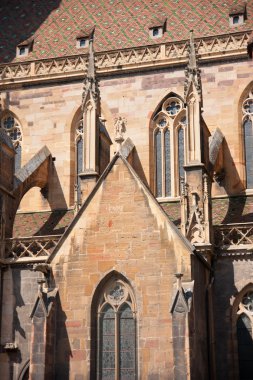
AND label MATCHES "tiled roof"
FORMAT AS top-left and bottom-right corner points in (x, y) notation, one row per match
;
(0, 0), (252, 63)
(12, 195), (253, 238)
(160, 201), (181, 226)
(212, 196), (253, 225)
(161, 195), (253, 227)
(13, 209), (74, 237)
